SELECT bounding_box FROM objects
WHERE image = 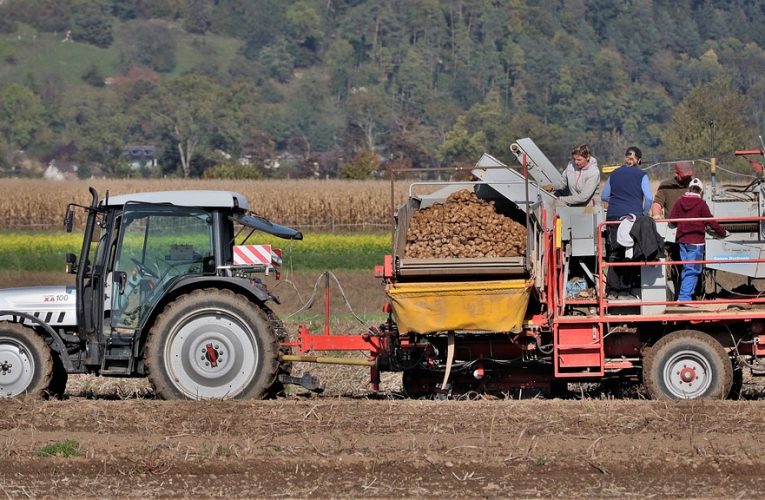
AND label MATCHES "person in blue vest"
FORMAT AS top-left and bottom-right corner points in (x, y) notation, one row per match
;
(600, 146), (653, 299)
